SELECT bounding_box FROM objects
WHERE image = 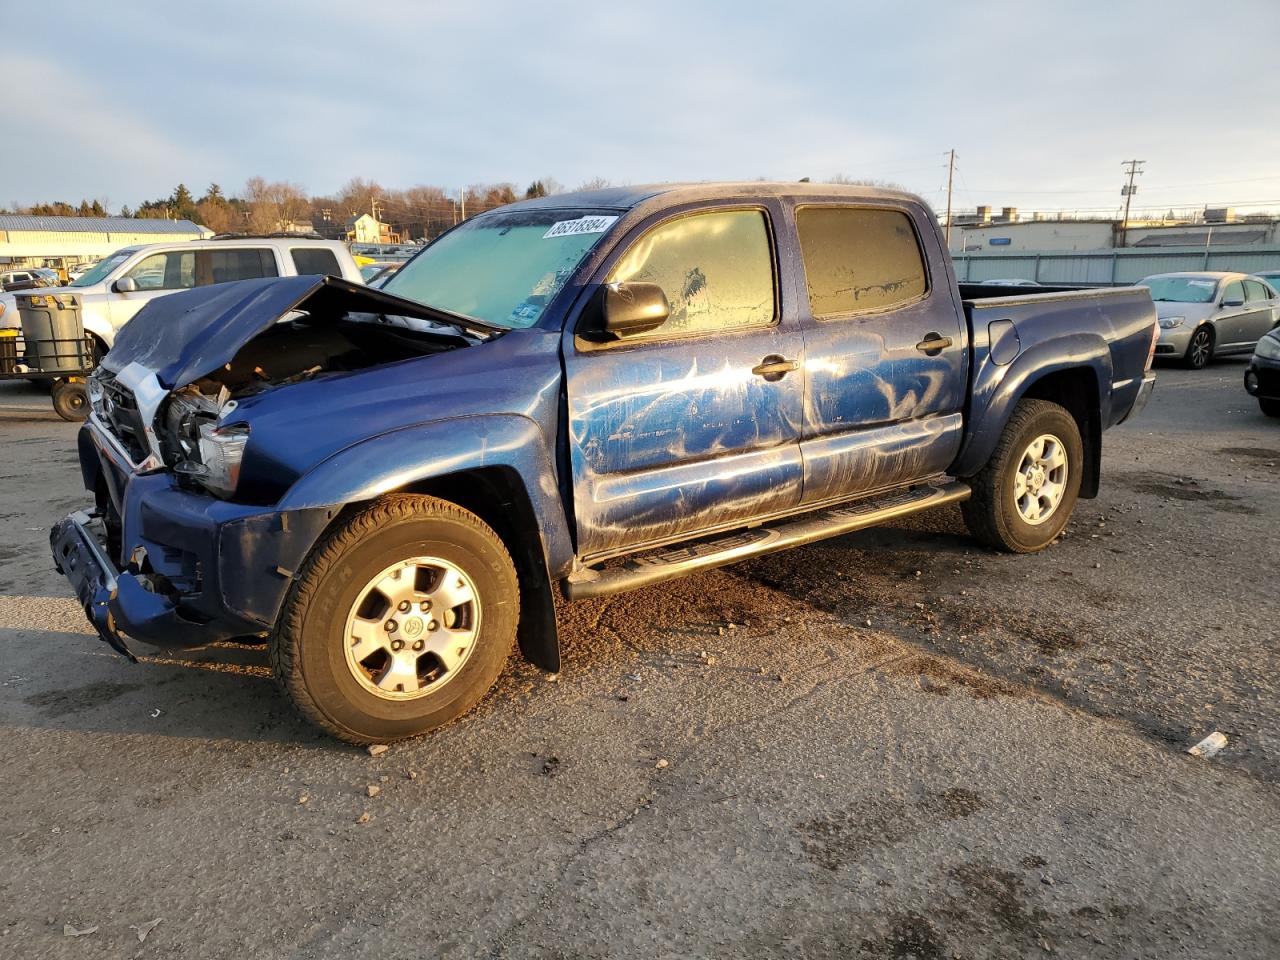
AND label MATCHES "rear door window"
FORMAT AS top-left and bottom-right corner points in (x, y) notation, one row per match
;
(795, 206), (928, 318)
(604, 208), (776, 340)
(196, 248), (279, 286)
(291, 247), (342, 277)
(1244, 279), (1270, 303)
